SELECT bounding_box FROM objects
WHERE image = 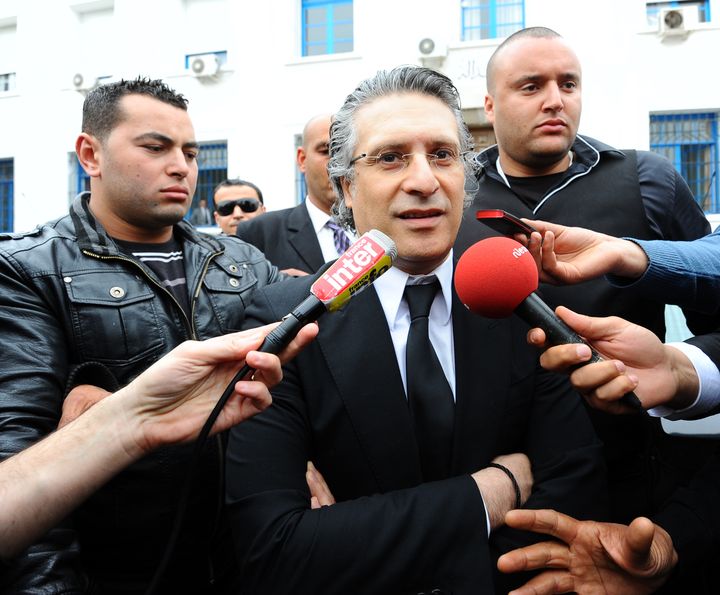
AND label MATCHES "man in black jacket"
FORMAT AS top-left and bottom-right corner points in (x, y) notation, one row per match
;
(454, 26), (720, 538)
(0, 77), (282, 593)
